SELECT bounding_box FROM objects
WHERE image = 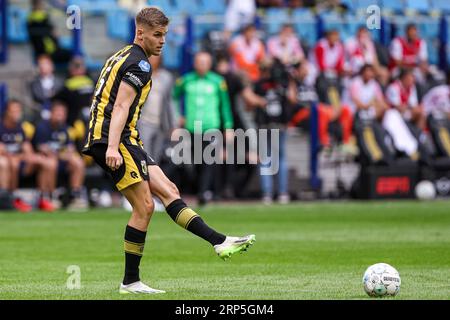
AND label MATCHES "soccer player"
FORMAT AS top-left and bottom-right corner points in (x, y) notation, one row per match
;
(82, 7), (255, 294)
(33, 100), (88, 210)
